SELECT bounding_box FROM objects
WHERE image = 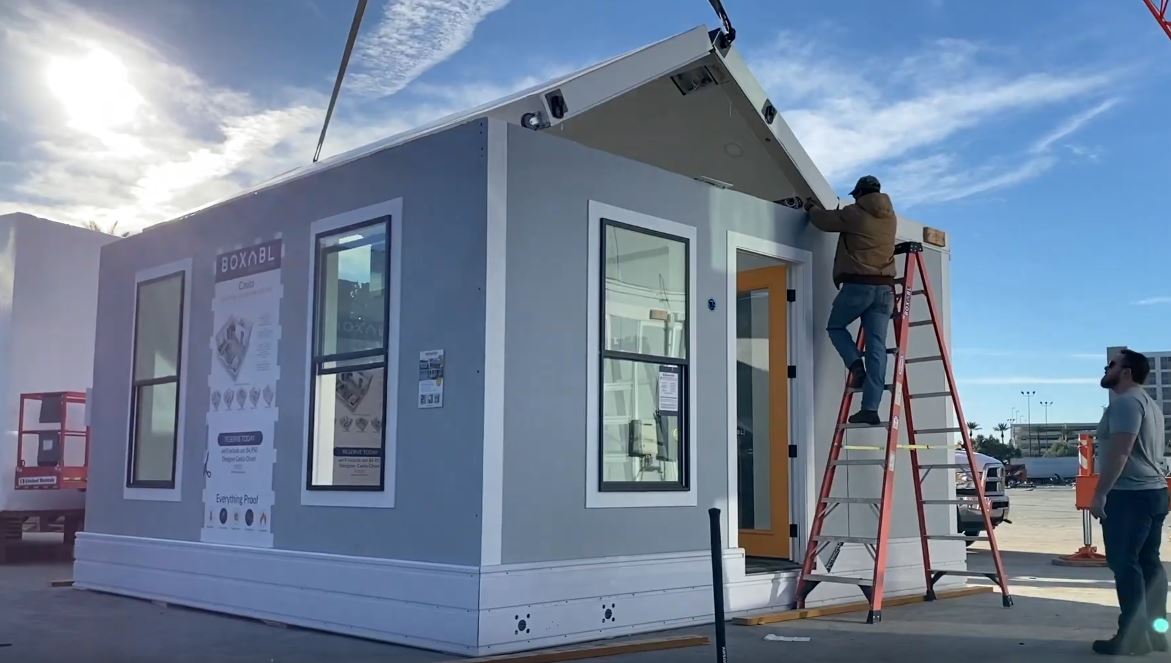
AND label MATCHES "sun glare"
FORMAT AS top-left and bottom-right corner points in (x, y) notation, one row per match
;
(46, 47), (143, 135)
